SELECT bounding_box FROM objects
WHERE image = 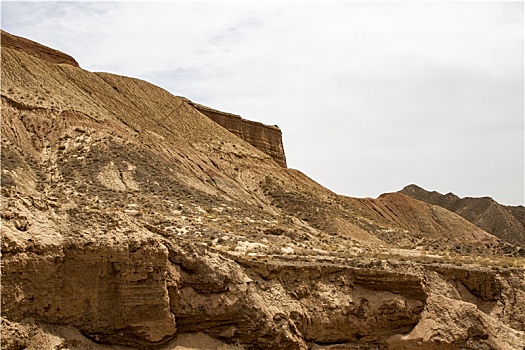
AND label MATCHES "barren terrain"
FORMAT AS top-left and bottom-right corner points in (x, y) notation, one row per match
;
(1, 30), (524, 349)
